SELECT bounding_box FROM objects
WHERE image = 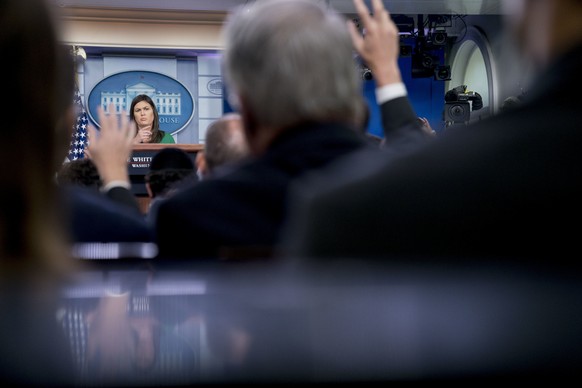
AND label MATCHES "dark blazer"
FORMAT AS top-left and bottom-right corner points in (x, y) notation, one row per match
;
(105, 185), (143, 215)
(63, 186), (154, 243)
(154, 122), (371, 259)
(380, 95), (432, 152)
(283, 45), (582, 262)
